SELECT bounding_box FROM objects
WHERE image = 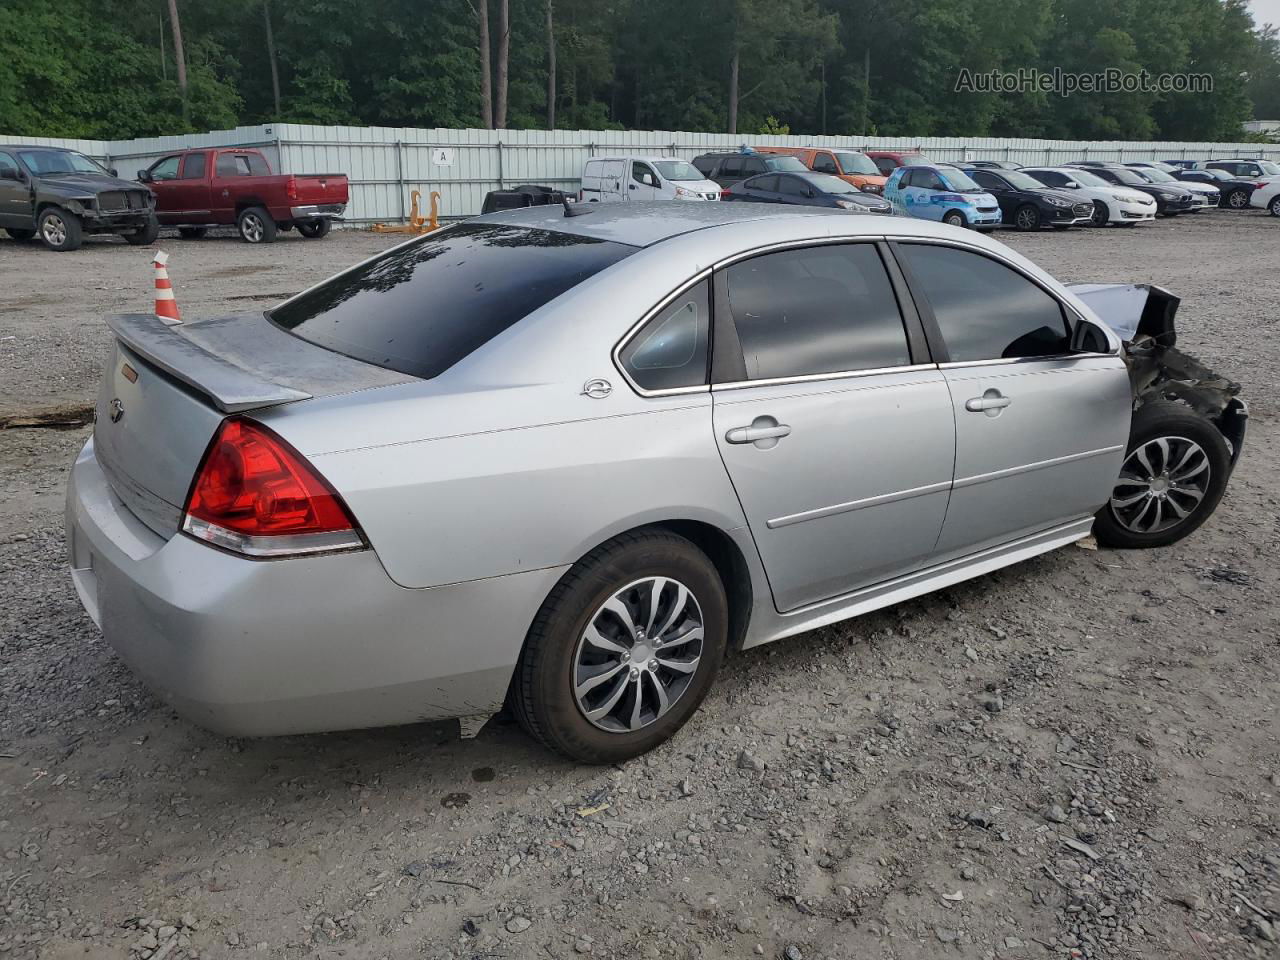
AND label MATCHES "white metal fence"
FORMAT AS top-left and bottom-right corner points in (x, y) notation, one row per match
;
(6, 123), (1280, 224)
